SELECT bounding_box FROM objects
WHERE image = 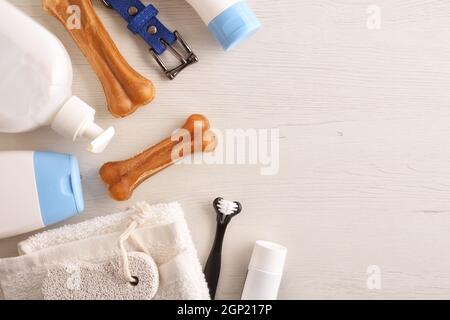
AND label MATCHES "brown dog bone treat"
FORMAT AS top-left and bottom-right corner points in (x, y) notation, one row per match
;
(100, 115), (217, 201)
(43, 0), (155, 118)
